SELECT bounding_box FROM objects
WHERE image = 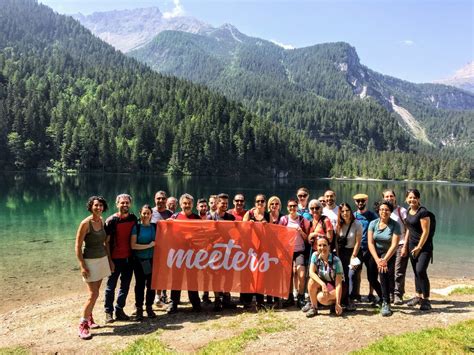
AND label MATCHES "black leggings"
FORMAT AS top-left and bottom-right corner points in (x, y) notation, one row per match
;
(367, 251), (395, 303)
(409, 249), (431, 298)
